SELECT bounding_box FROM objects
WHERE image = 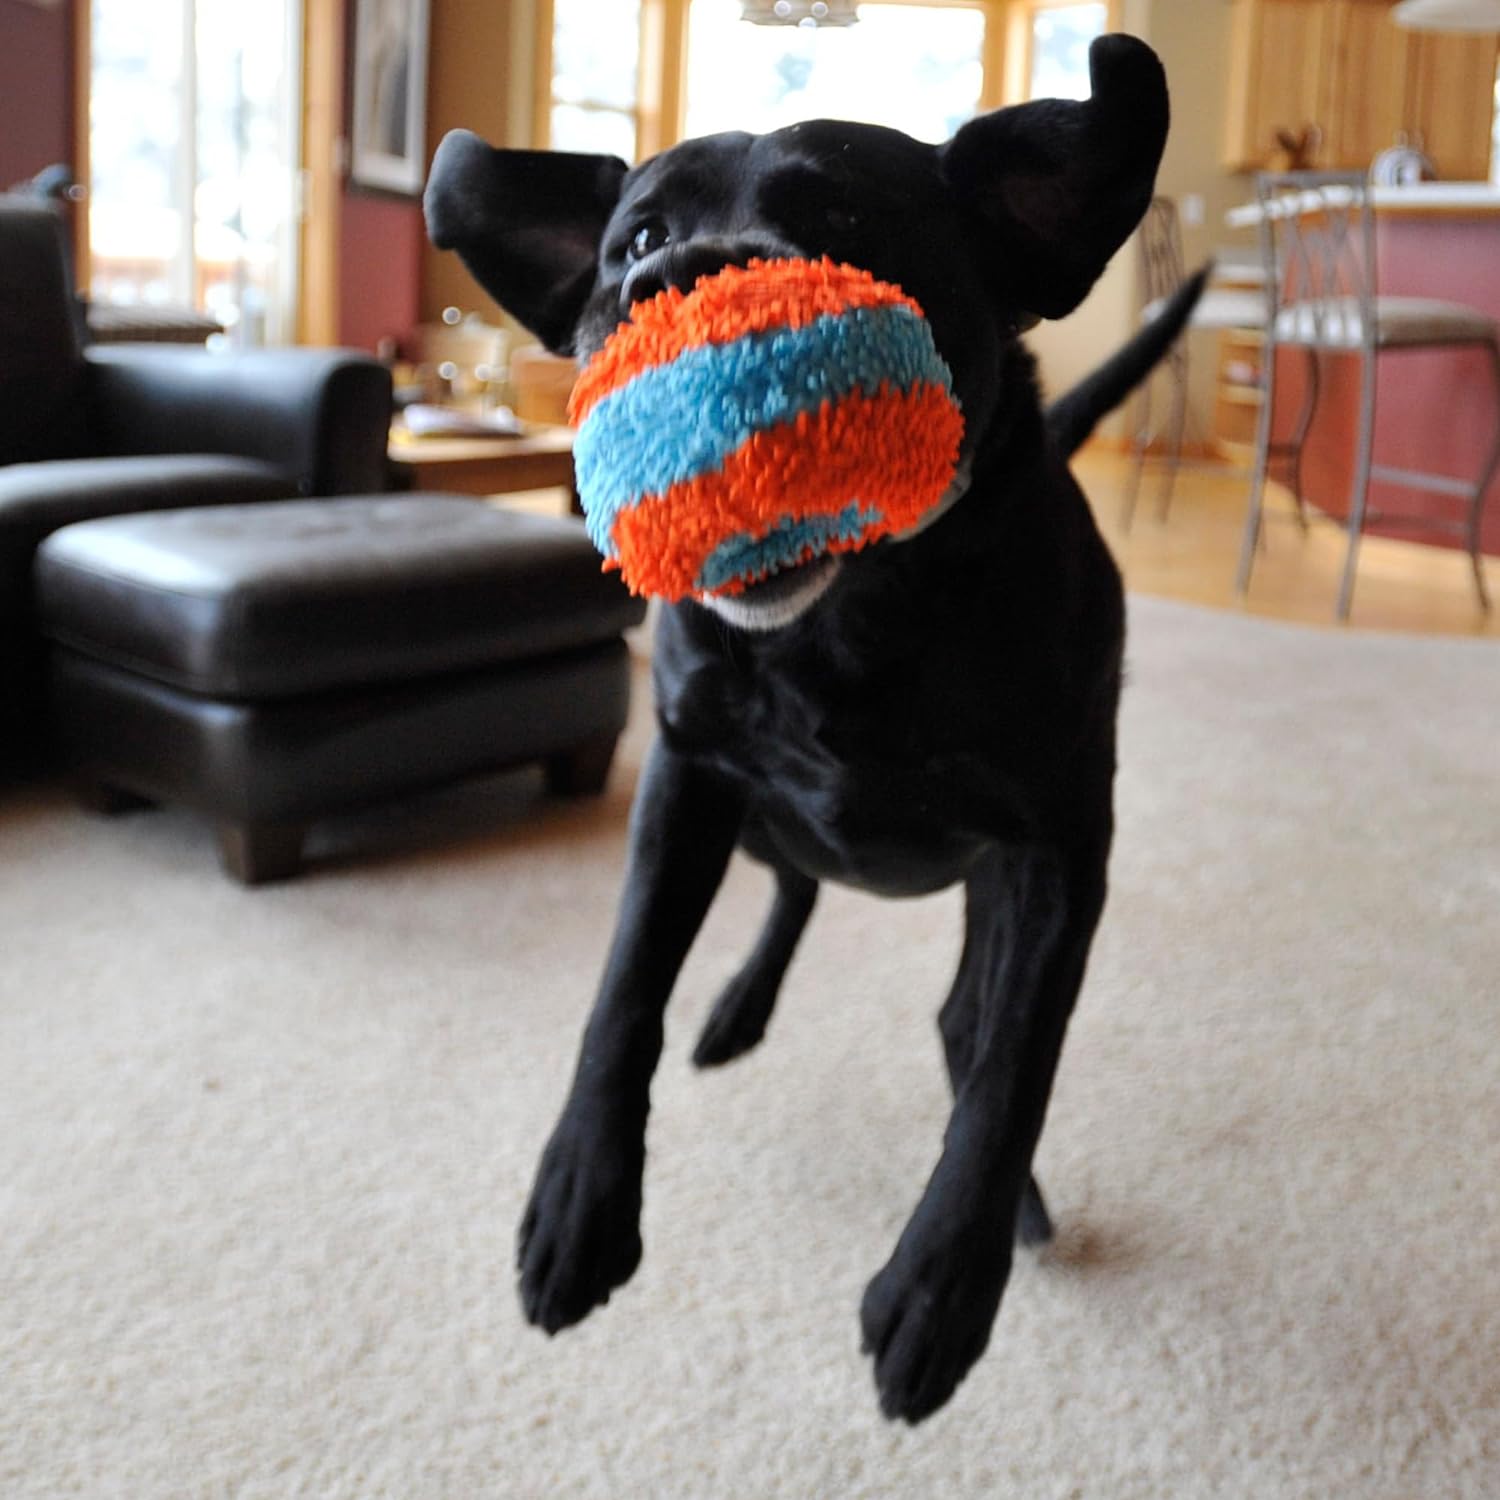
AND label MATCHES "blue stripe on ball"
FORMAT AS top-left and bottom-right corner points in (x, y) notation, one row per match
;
(573, 303), (953, 557)
(693, 501), (884, 594)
